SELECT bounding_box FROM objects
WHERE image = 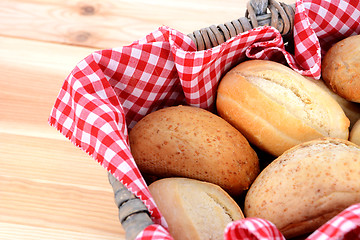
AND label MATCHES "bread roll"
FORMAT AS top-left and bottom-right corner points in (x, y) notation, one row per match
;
(149, 177), (244, 240)
(350, 119), (360, 145)
(307, 77), (360, 128)
(129, 105), (259, 196)
(244, 138), (360, 239)
(216, 60), (349, 156)
(322, 34), (360, 103)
